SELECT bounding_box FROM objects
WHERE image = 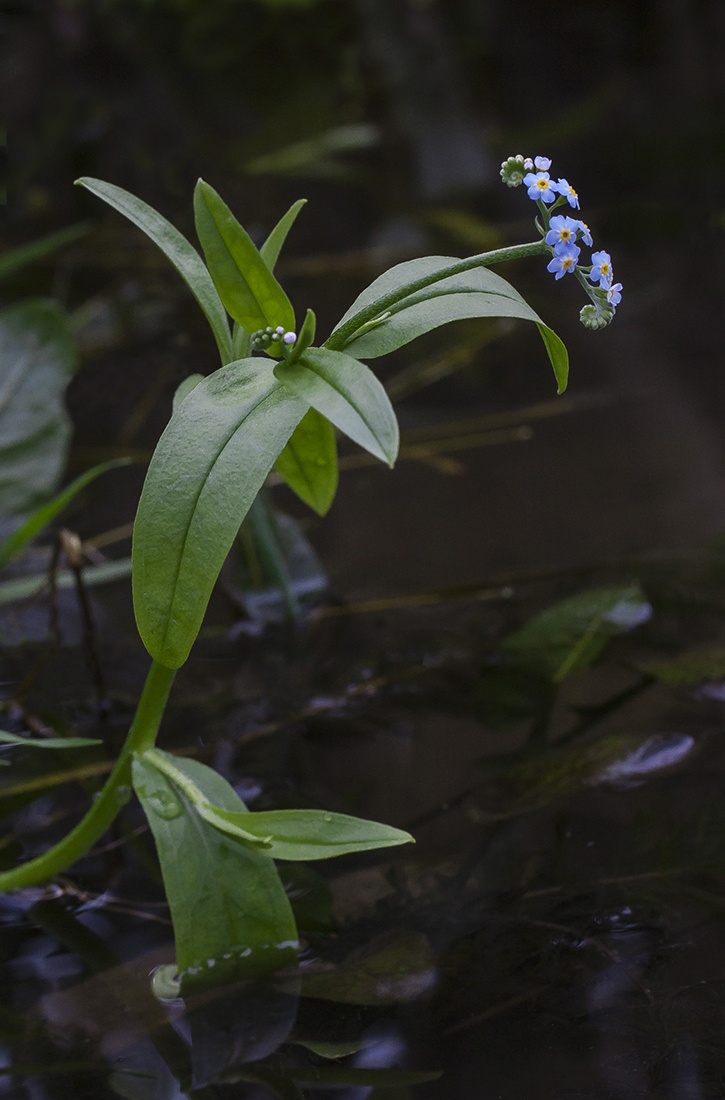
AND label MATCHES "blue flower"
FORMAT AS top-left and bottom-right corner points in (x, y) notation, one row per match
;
(575, 220), (593, 246)
(547, 242), (580, 280)
(524, 171), (557, 203)
(590, 251), (613, 286)
(545, 215), (580, 248)
(554, 178), (580, 209)
(606, 282), (622, 307)
(534, 156), (552, 171)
